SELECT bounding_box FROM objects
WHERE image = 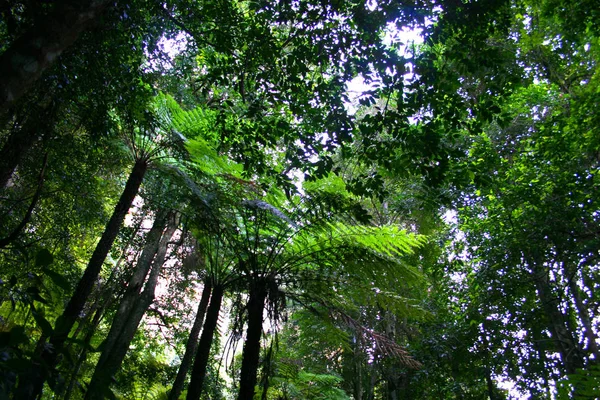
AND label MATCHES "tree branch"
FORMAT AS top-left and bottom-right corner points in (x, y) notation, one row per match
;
(0, 152), (49, 248)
